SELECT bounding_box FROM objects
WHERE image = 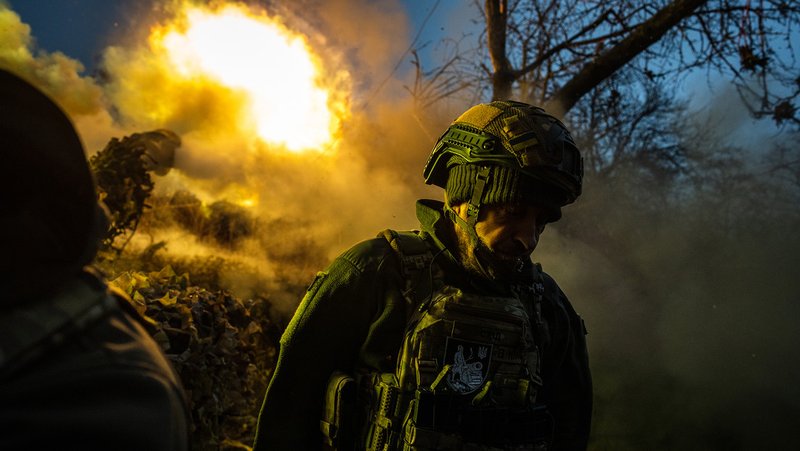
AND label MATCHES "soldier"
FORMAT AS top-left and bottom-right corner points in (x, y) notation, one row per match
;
(0, 69), (189, 450)
(254, 101), (592, 450)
